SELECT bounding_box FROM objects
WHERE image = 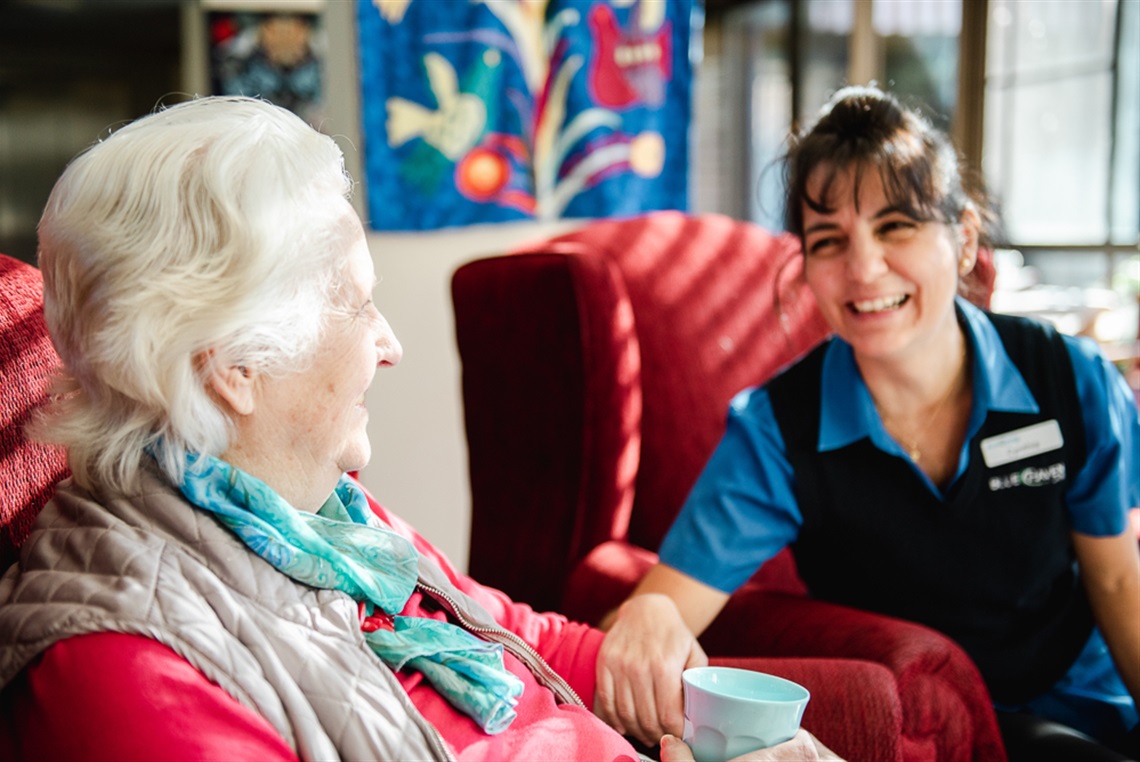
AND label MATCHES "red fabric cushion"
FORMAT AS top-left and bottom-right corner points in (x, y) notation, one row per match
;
(454, 250), (645, 611)
(455, 213), (831, 610)
(711, 656), (904, 762)
(562, 540), (1004, 761)
(703, 593), (1005, 762)
(0, 254), (68, 570)
(510, 212), (832, 551)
